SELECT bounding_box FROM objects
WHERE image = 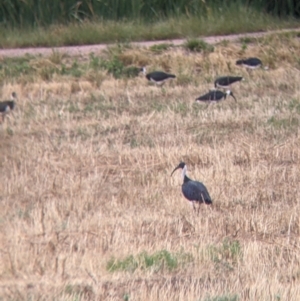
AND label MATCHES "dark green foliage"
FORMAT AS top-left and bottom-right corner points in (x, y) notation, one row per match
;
(0, 0), (298, 28)
(100, 56), (125, 79)
(250, 0), (300, 17)
(0, 0), (205, 27)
